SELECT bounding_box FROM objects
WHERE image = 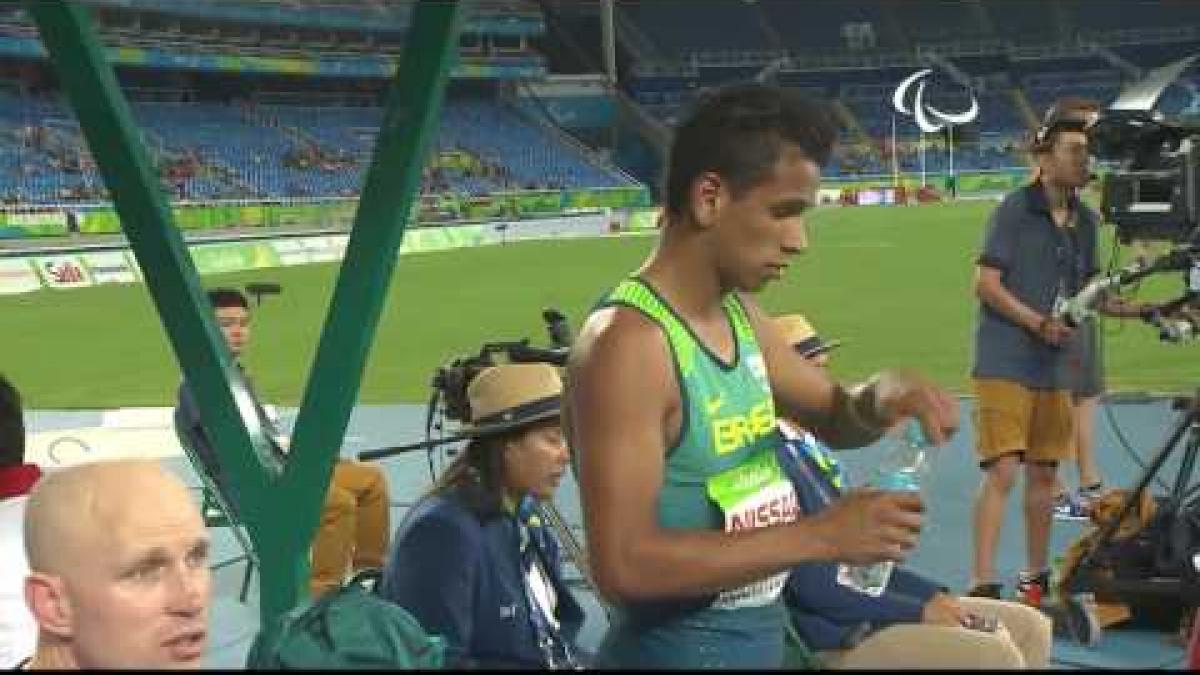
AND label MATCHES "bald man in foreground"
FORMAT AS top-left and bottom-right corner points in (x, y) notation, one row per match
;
(21, 460), (211, 669)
